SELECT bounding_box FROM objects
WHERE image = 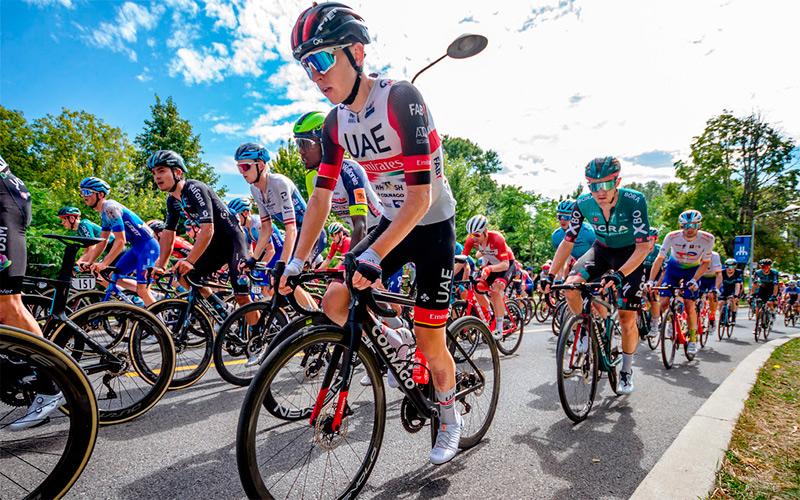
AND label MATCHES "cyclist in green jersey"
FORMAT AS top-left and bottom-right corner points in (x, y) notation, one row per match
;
(643, 227), (662, 336)
(544, 156), (650, 395)
(57, 206), (109, 259)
